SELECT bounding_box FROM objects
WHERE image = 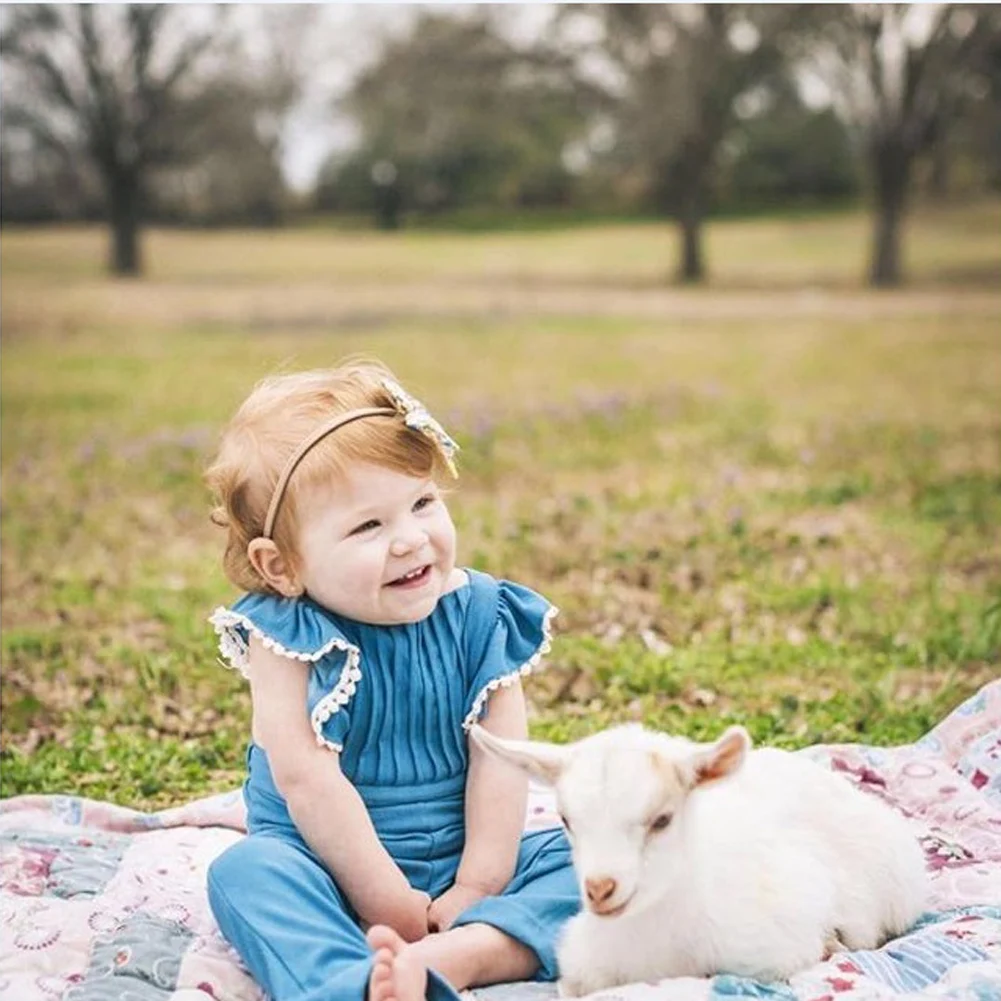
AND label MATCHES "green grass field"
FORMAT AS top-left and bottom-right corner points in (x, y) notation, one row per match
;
(2, 205), (999, 809)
